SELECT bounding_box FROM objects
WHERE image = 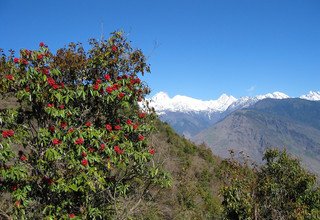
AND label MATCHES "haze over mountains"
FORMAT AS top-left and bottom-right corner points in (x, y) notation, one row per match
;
(148, 91), (320, 175)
